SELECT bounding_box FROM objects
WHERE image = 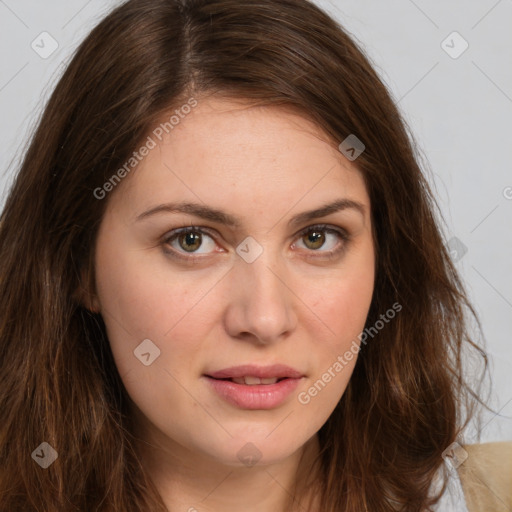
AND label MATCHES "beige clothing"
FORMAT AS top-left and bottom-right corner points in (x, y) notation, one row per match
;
(457, 441), (512, 512)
